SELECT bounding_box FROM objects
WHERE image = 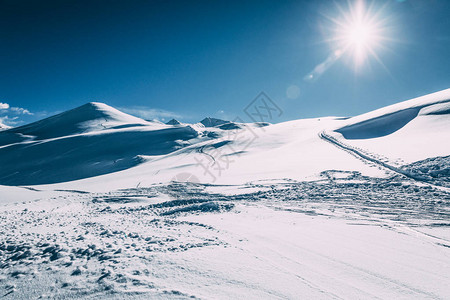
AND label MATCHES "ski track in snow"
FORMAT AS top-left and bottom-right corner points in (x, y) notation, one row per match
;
(319, 131), (450, 191)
